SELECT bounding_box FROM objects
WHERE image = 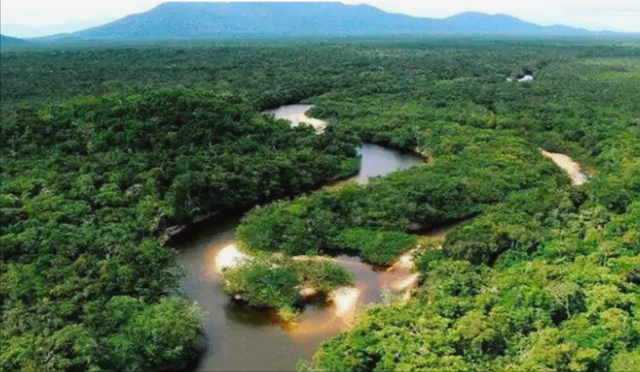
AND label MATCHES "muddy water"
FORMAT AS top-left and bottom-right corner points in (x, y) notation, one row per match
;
(175, 226), (389, 371)
(540, 149), (588, 186)
(176, 223), (438, 371)
(271, 104), (327, 133)
(176, 110), (424, 371)
(176, 220), (379, 371)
